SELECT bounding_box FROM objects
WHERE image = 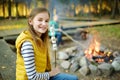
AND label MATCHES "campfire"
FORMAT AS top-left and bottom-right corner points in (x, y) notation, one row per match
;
(84, 34), (114, 63)
(55, 31), (120, 79)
